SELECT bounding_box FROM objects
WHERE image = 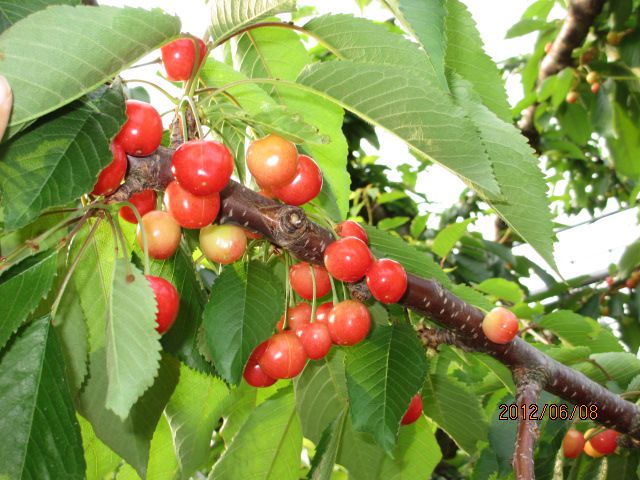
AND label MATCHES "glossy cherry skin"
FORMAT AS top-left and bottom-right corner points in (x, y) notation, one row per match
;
(161, 37), (207, 81)
(163, 180), (220, 229)
(327, 300), (371, 346)
(115, 100), (163, 156)
(366, 258), (408, 304)
(324, 237), (374, 283)
(562, 429), (585, 459)
(315, 302), (334, 324)
(145, 275), (180, 334)
(171, 140), (234, 195)
(272, 155), (323, 206)
(336, 220), (368, 244)
(199, 224), (247, 264)
(136, 210), (181, 259)
(92, 141), (128, 195)
(276, 303), (312, 333)
(588, 429), (619, 455)
(481, 307), (519, 344)
(258, 332), (307, 379)
(401, 394), (423, 425)
(119, 189), (157, 223)
(297, 322), (332, 360)
(243, 341), (277, 388)
(289, 262), (332, 300)
(246, 134), (298, 188)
